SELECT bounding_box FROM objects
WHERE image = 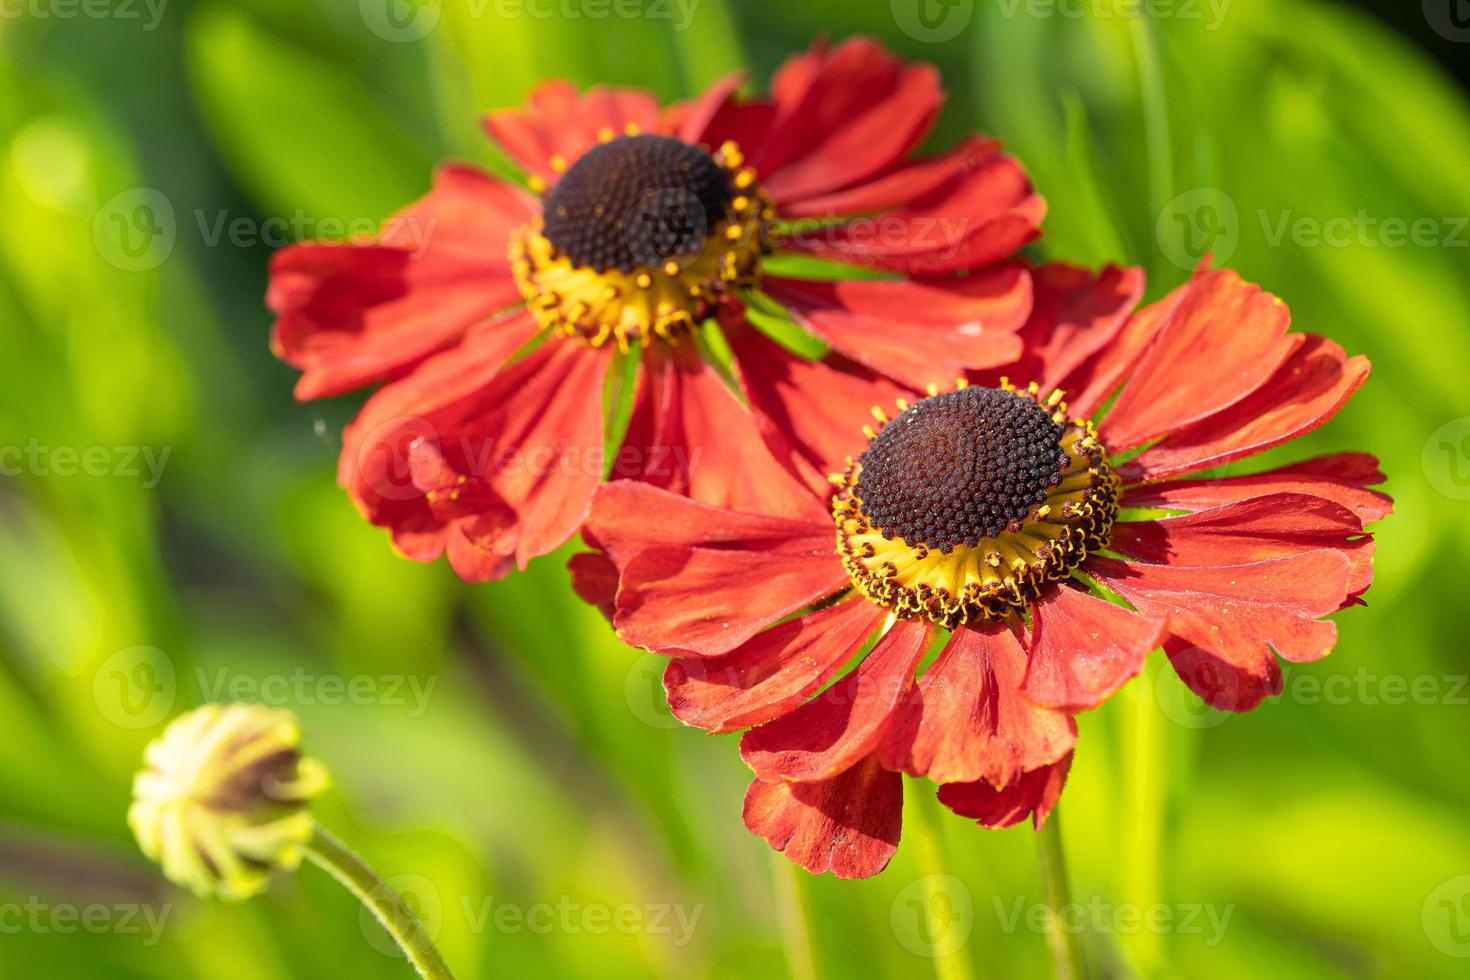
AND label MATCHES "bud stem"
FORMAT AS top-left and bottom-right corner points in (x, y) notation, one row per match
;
(1037, 810), (1087, 980)
(304, 823), (456, 980)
